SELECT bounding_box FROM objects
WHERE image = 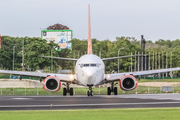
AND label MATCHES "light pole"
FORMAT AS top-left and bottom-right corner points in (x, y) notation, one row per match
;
(118, 47), (124, 73)
(51, 46), (53, 73)
(13, 46), (15, 71)
(22, 39), (25, 71)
